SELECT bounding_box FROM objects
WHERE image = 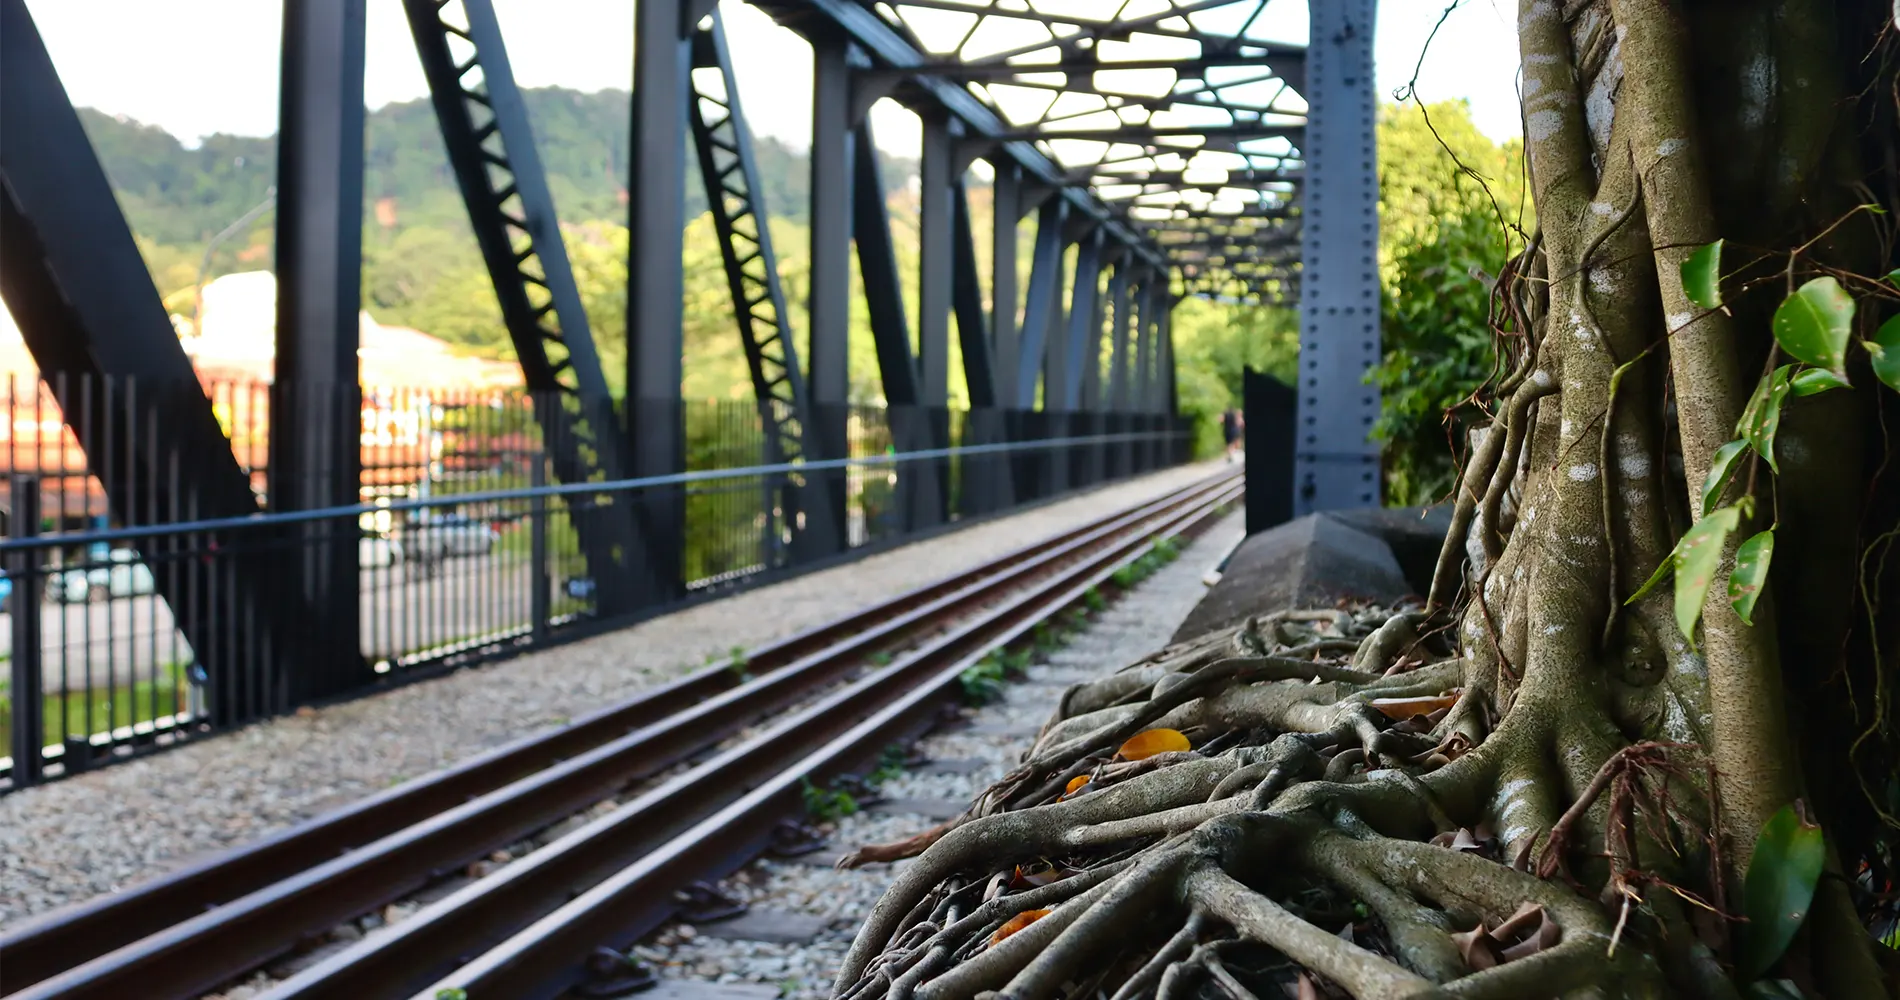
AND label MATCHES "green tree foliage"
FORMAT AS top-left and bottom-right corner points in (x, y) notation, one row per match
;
(1171, 299), (1298, 457)
(1371, 100), (1529, 506)
(76, 90), (919, 404)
